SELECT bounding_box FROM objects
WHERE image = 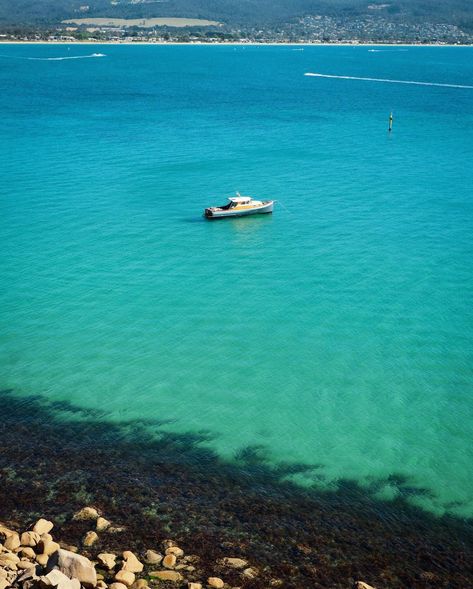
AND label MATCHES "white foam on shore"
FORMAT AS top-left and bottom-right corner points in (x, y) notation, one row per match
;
(304, 72), (473, 89)
(0, 53), (106, 61)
